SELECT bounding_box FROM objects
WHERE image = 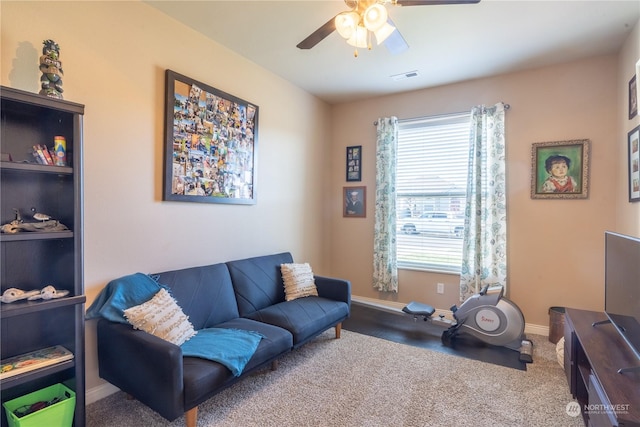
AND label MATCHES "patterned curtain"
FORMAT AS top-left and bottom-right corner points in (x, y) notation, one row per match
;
(459, 103), (507, 302)
(373, 117), (399, 292)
